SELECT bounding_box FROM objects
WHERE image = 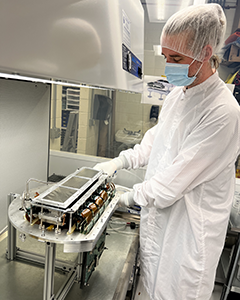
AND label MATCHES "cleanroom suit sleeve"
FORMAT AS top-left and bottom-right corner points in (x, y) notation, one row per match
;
(120, 124), (158, 169)
(133, 105), (240, 208)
